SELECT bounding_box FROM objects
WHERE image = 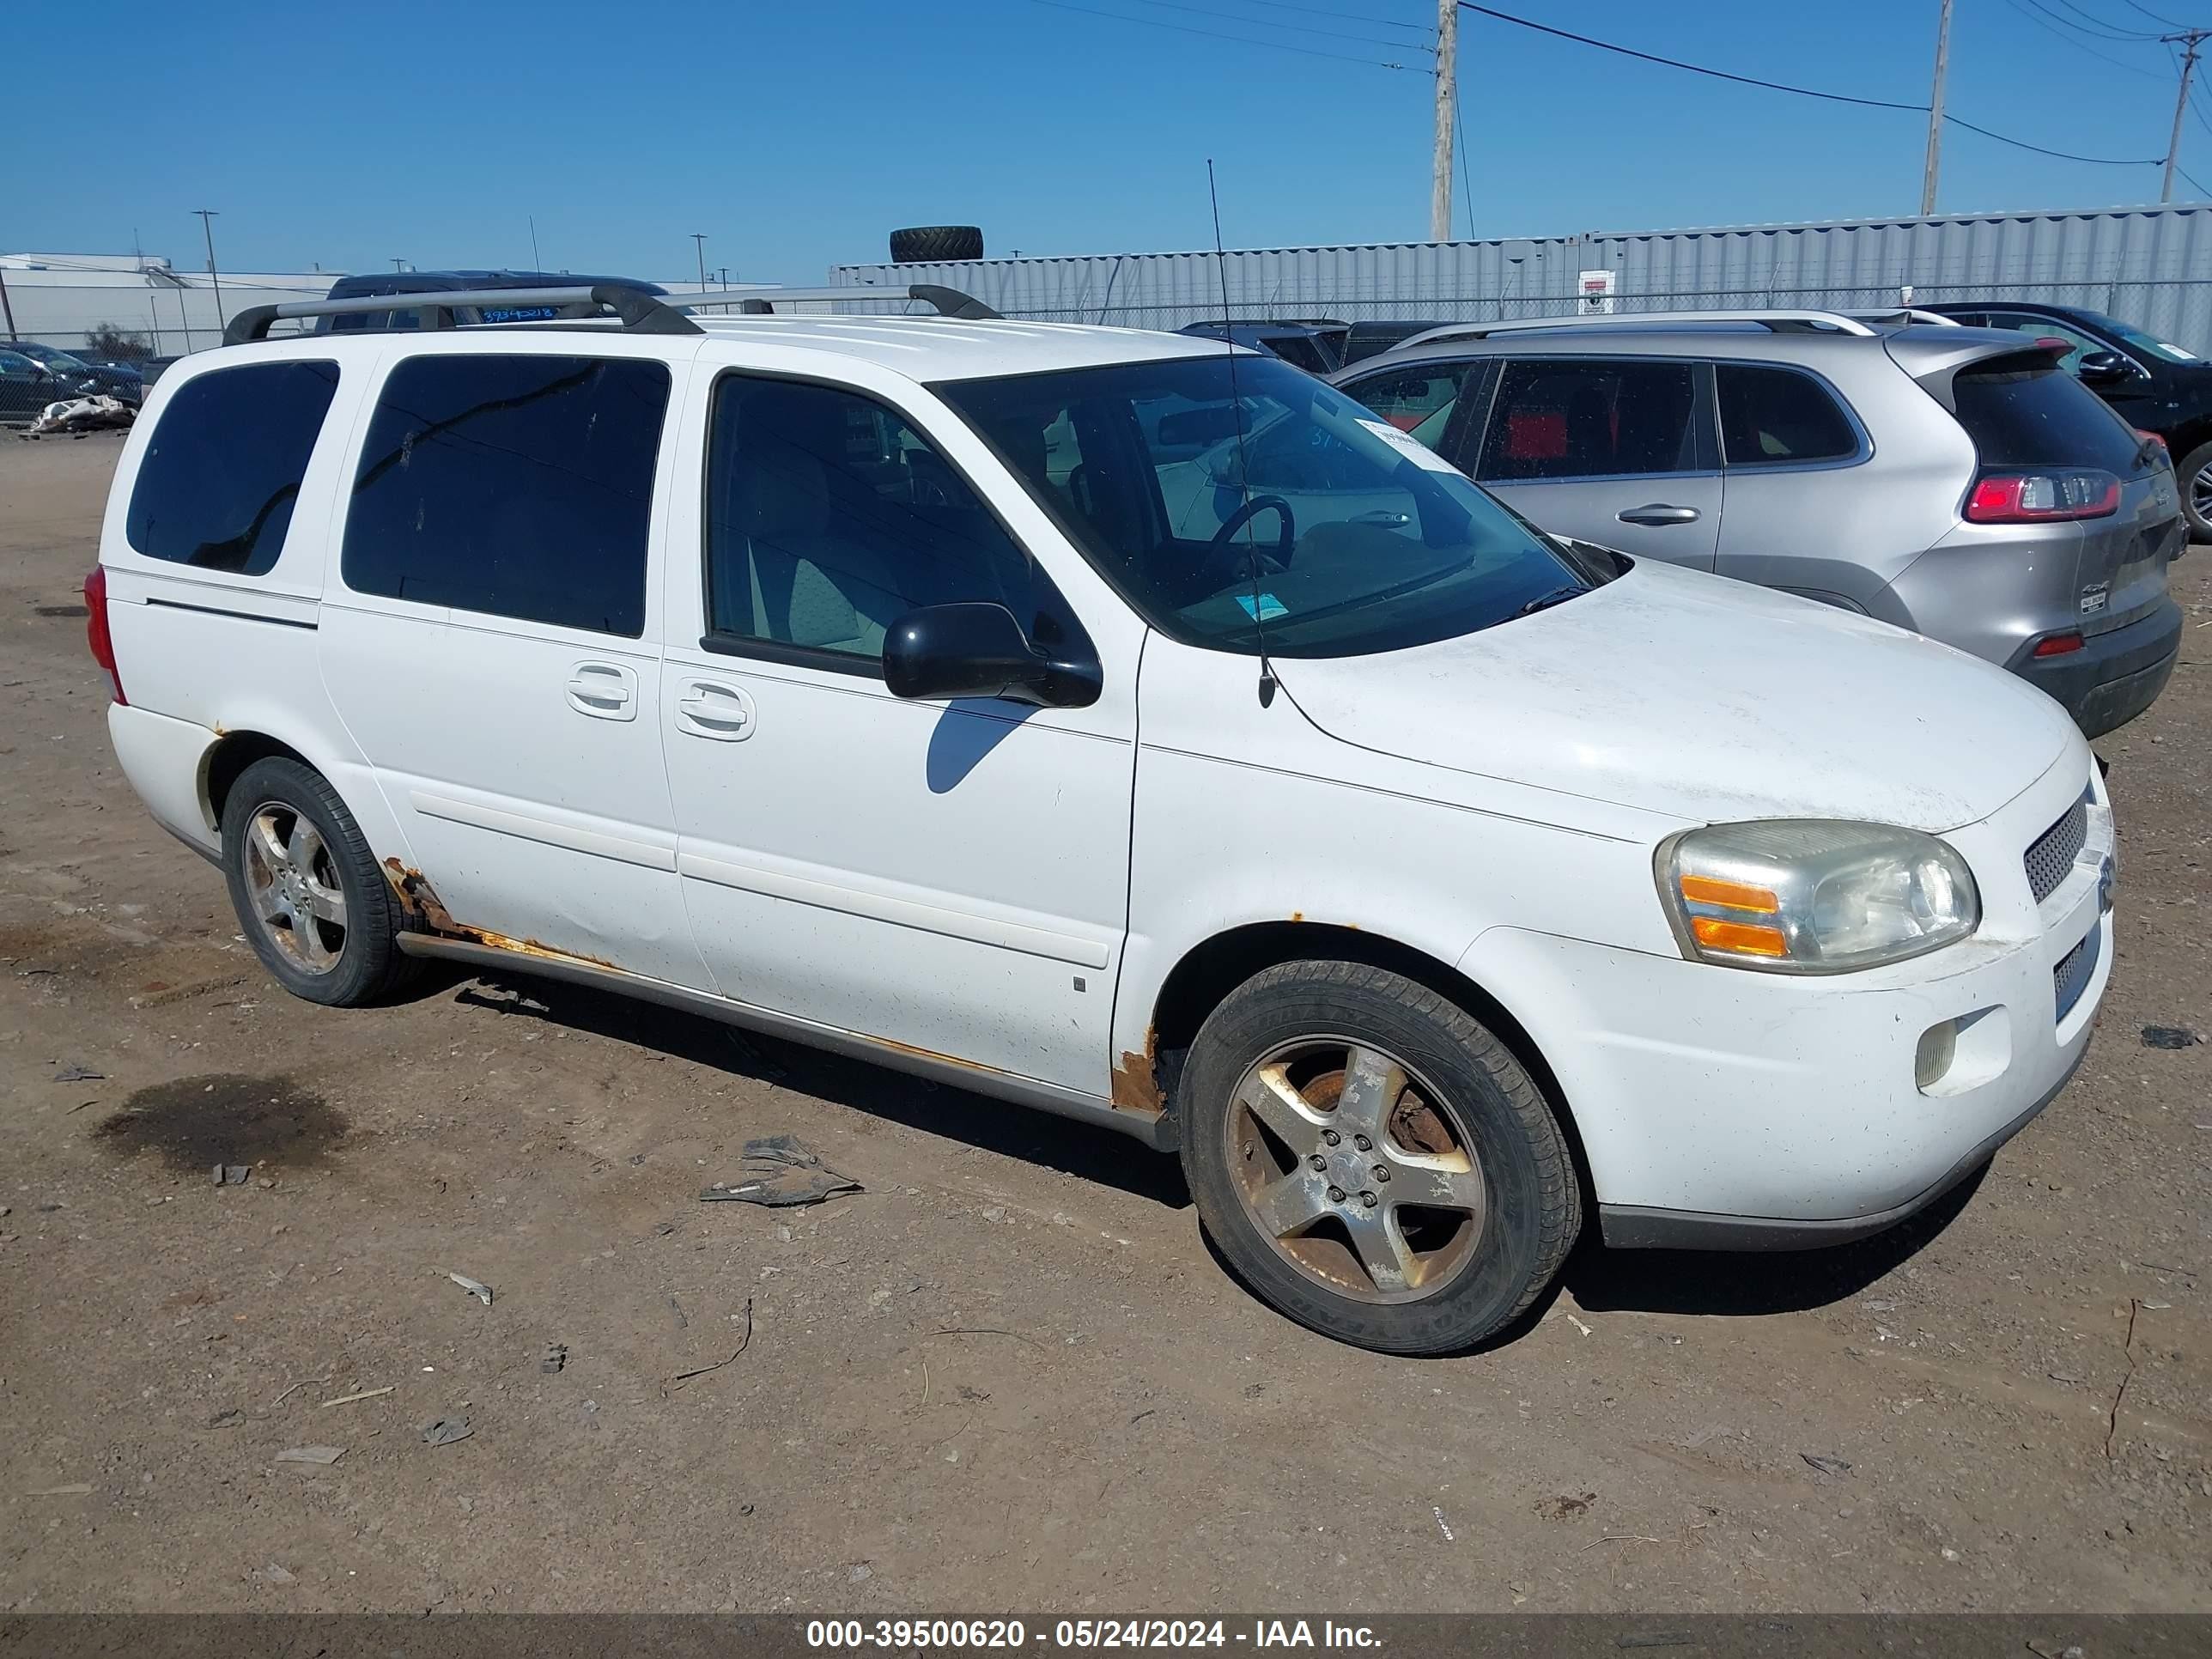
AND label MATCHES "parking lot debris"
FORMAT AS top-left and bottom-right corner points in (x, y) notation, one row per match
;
(255, 1564), (295, 1586)
(268, 1377), (329, 1409)
(321, 1386), (393, 1408)
(422, 1416), (473, 1447)
(2140, 1024), (2203, 1048)
(700, 1134), (860, 1208)
(212, 1164), (252, 1186)
(273, 1446), (345, 1465)
(672, 1297), (754, 1388)
(52, 1064), (104, 1083)
(205, 1407), (246, 1430)
(445, 1271), (494, 1306)
(25, 1482), (94, 1497)
(1801, 1453), (1853, 1477)
(27, 395), (136, 436)
(540, 1343), (568, 1375)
